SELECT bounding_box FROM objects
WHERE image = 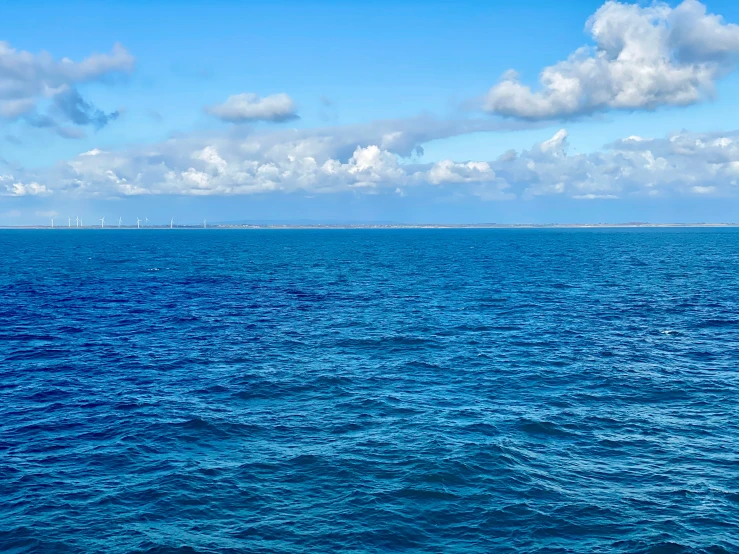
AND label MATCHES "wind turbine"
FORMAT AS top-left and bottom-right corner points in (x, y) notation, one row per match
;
(204, 219), (207, 229)
(76, 216), (79, 228)
(51, 218), (54, 228)
(68, 217), (71, 228)
(100, 217), (105, 229)
(170, 218), (174, 229)
(136, 217), (141, 229)
(118, 217), (122, 228)
(145, 217), (149, 227)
